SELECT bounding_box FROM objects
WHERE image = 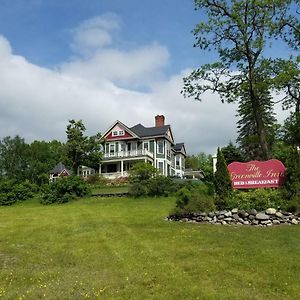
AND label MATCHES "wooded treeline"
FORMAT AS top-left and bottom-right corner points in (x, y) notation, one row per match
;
(0, 120), (102, 185)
